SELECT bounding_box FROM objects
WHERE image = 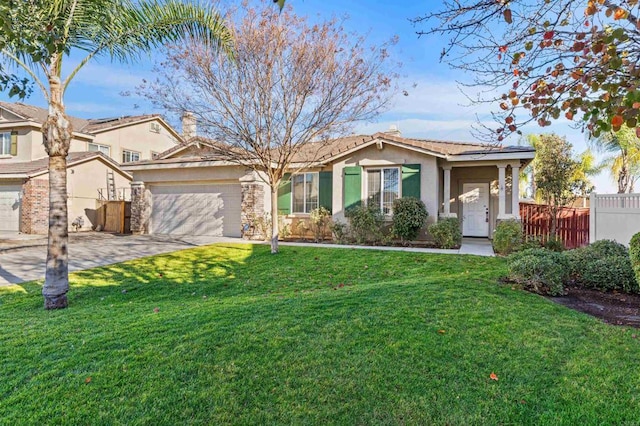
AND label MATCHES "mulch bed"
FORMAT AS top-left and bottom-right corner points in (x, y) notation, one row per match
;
(549, 287), (640, 328)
